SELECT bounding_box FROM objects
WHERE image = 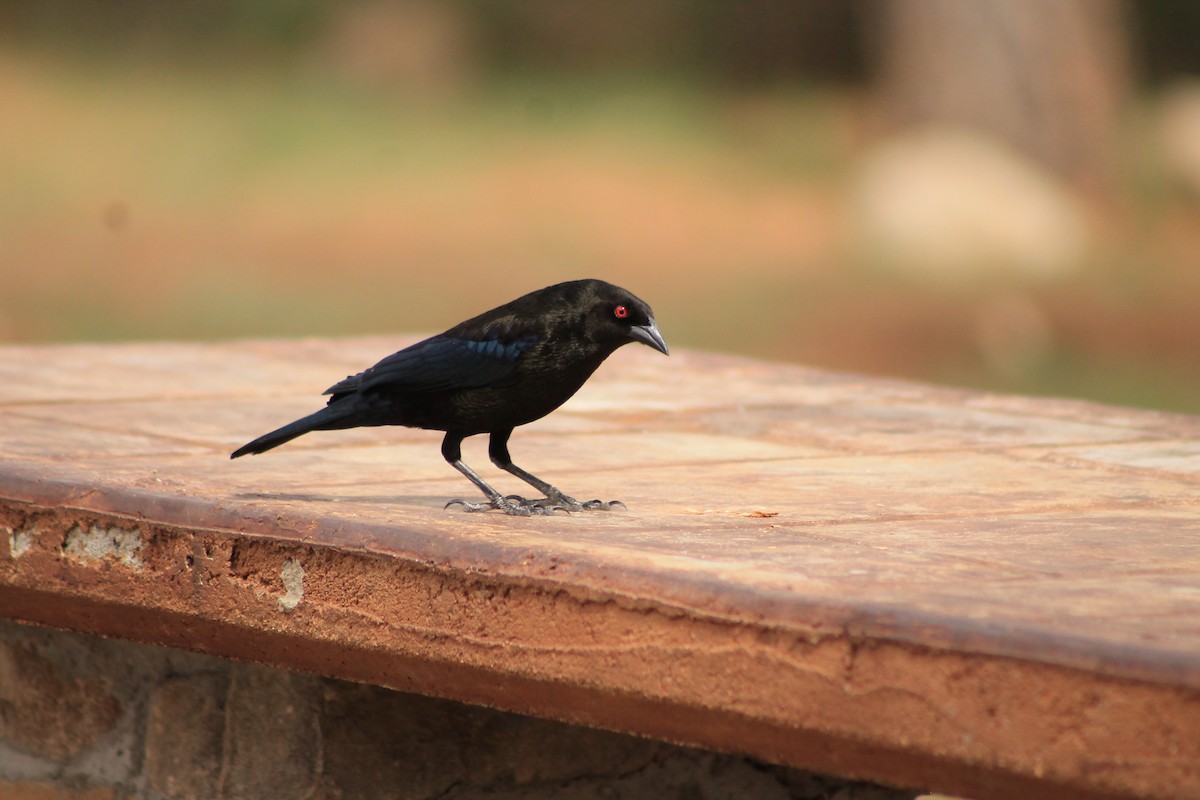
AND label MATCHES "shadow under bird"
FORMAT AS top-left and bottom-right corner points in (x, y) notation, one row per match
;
(231, 279), (668, 515)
